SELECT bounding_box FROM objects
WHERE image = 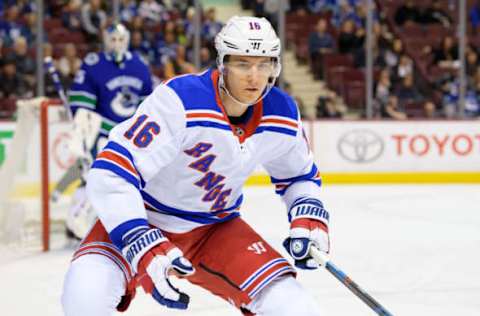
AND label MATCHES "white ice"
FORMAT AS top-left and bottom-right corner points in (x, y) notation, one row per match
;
(1, 184), (480, 316)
